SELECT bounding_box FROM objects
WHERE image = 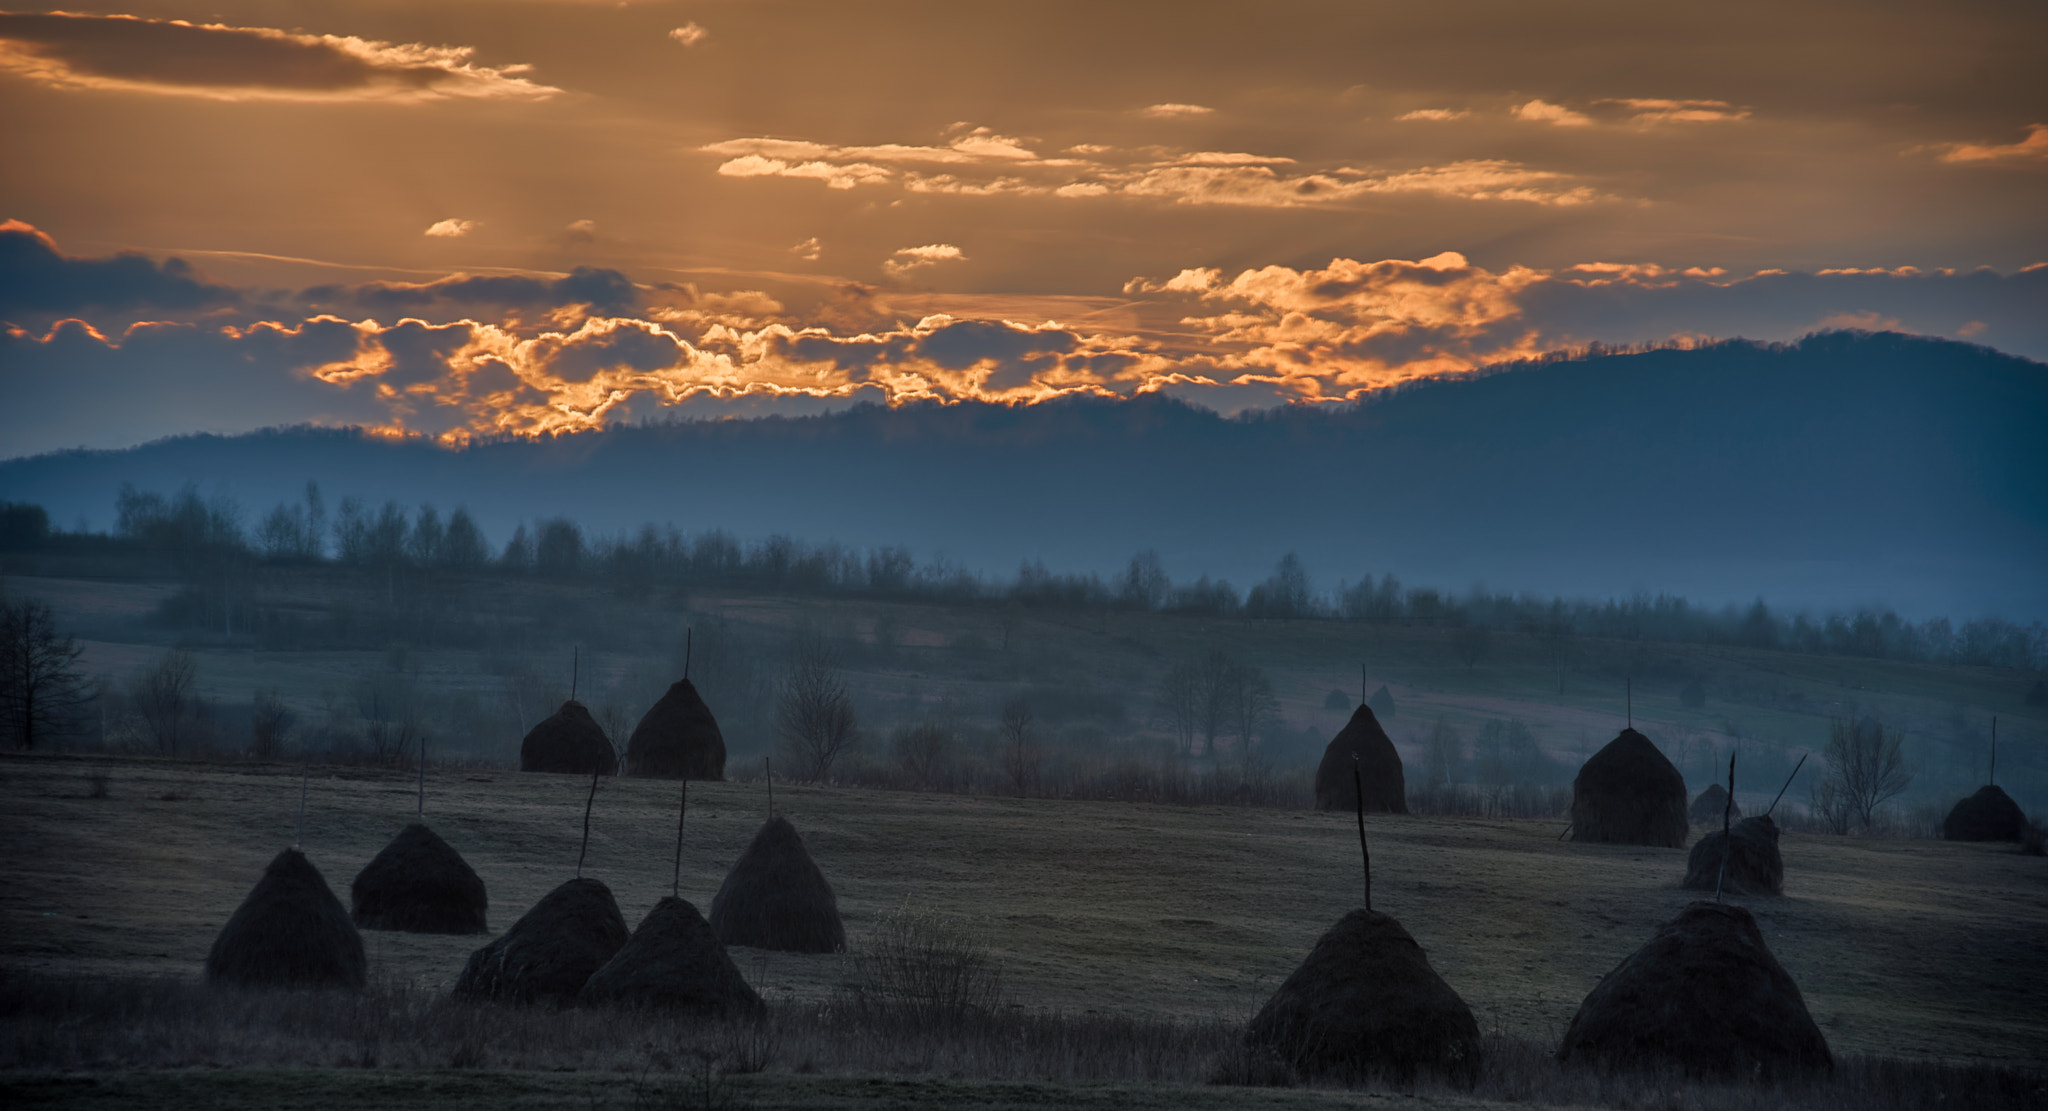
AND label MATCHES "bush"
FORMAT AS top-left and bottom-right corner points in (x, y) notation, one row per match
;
(850, 908), (1006, 1027)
